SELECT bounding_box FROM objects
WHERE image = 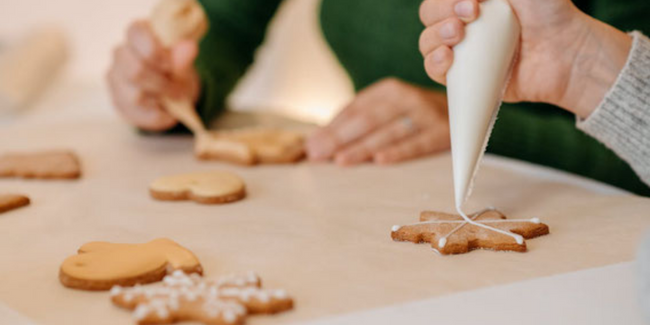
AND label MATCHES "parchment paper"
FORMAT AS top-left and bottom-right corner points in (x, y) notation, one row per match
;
(1, 116), (649, 325)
